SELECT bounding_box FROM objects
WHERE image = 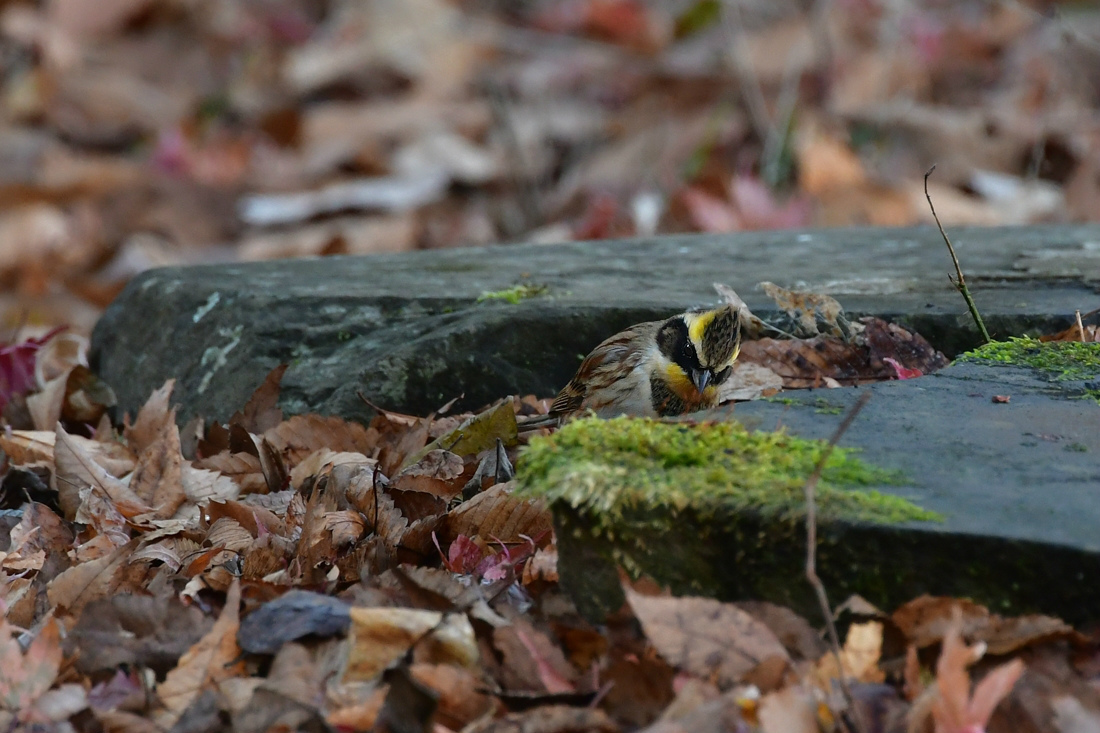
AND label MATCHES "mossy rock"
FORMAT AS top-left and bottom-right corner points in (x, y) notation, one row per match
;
(515, 416), (944, 620)
(958, 337), (1100, 404)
